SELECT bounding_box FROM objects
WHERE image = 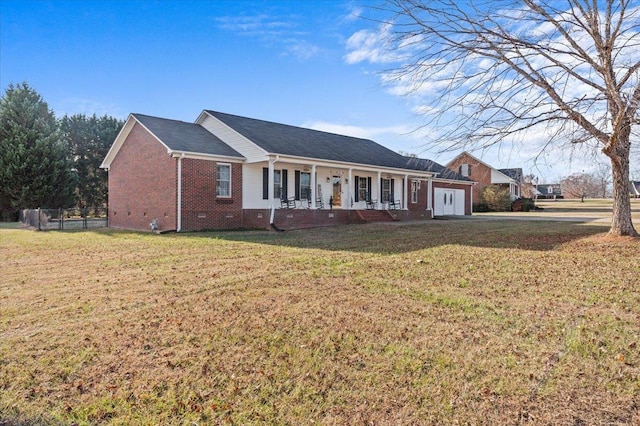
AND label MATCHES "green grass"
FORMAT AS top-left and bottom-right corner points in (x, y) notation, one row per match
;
(1, 220), (639, 424)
